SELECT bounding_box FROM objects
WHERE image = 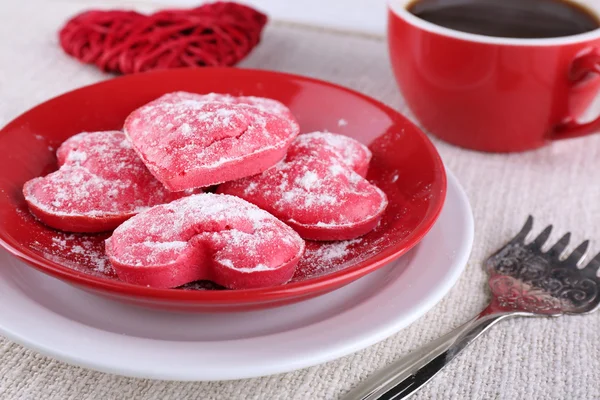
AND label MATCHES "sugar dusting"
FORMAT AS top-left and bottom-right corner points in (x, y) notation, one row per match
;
(123, 92), (300, 184)
(219, 132), (388, 228)
(23, 131), (189, 220)
(292, 237), (384, 281)
(50, 235), (110, 273)
(160, 92), (294, 120)
(306, 239), (362, 263)
(107, 193), (305, 274)
(29, 233), (114, 277)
